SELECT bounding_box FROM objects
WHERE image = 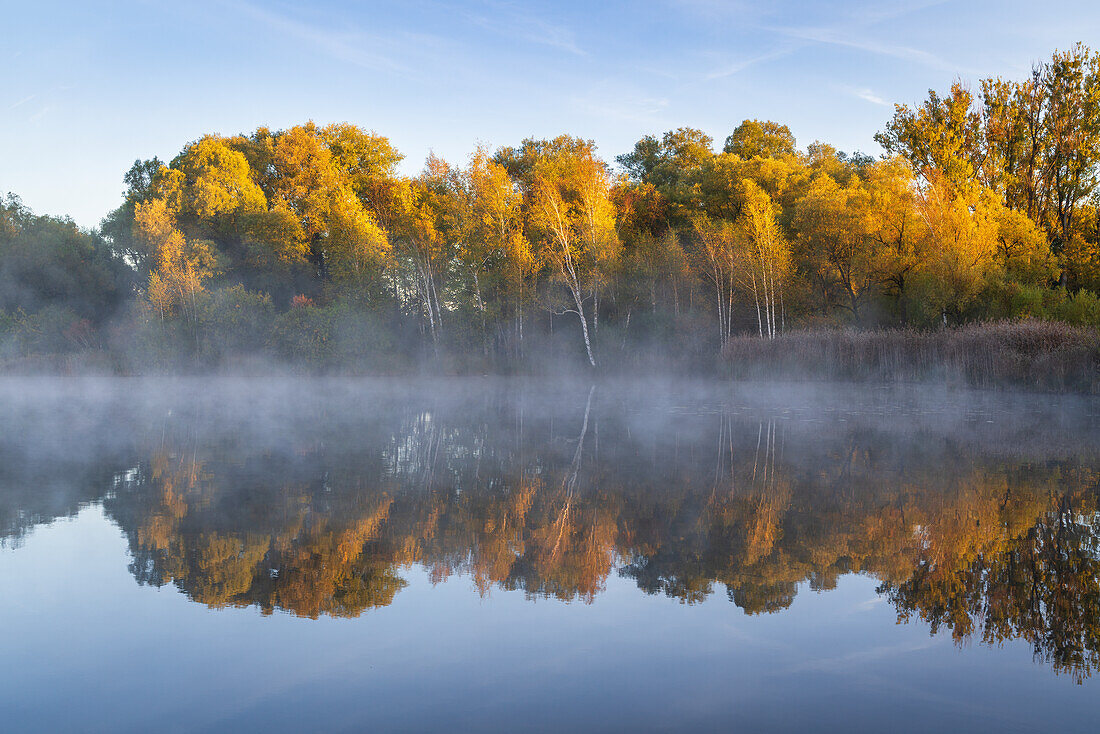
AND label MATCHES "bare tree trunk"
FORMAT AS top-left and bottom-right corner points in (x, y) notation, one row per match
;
(416, 260), (439, 348)
(727, 274), (734, 344)
(473, 268), (488, 357)
(570, 283), (597, 368)
(429, 264), (444, 340)
(780, 285), (786, 334)
(767, 250), (778, 339)
(714, 270), (725, 349)
(750, 268), (763, 339)
(760, 257), (773, 339)
(593, 288), (599, 337)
